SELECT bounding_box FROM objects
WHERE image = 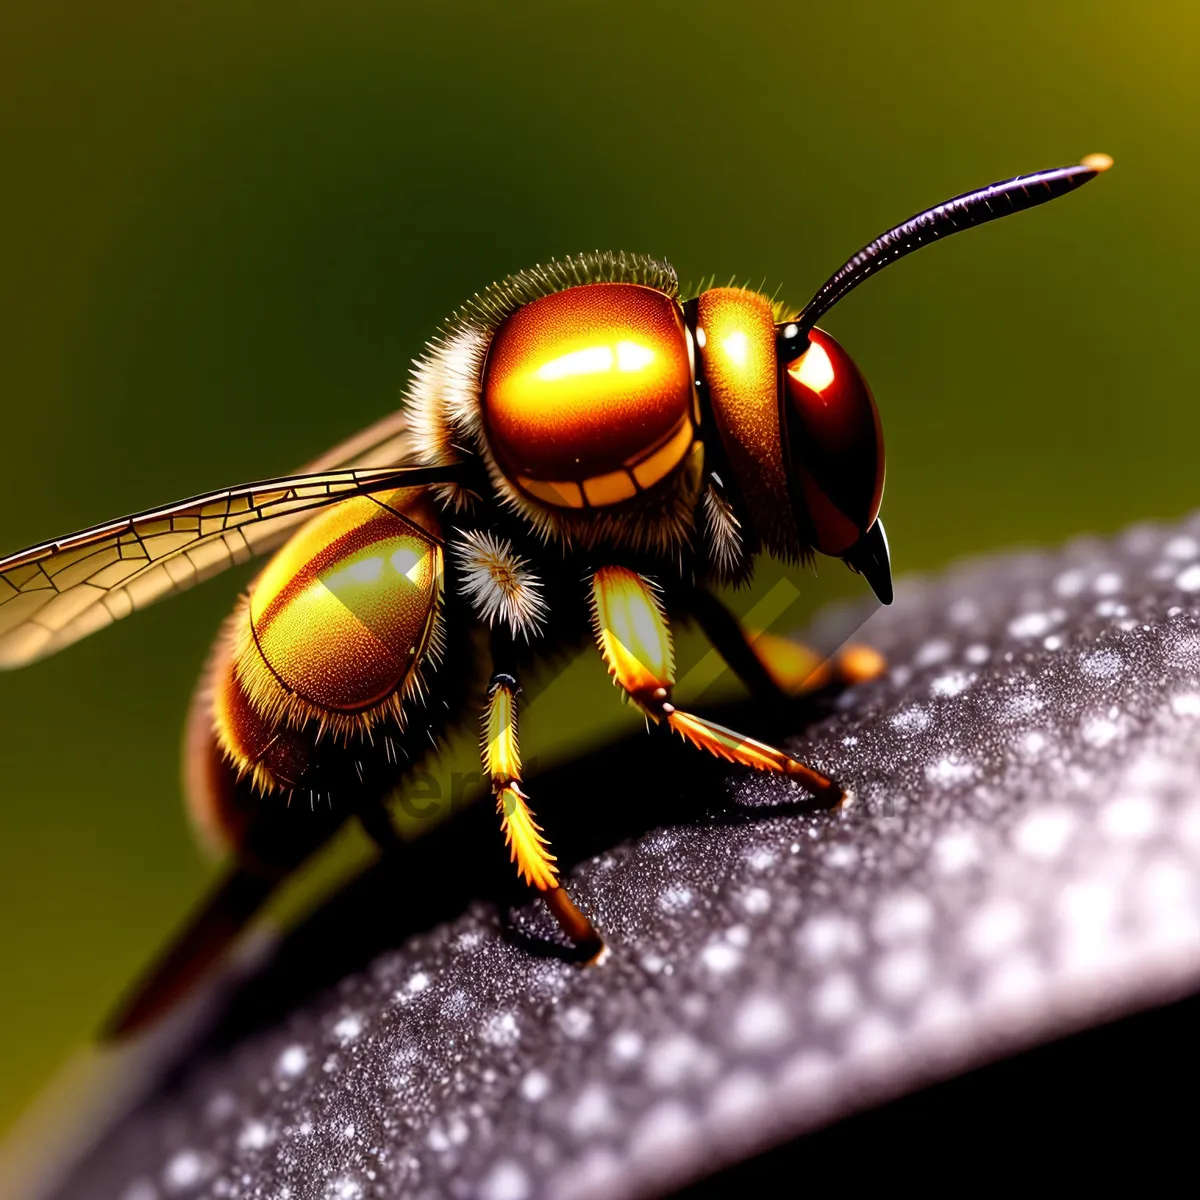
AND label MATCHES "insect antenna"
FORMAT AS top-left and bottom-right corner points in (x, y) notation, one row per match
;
(795, 154), (1112, 333)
